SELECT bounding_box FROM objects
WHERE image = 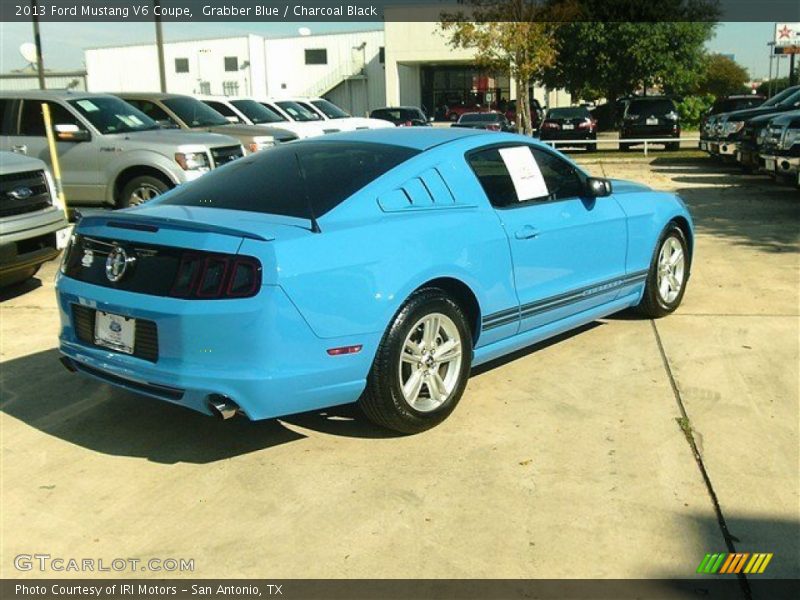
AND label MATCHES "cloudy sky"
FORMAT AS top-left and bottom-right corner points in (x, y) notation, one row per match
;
(0, 21), (779, 80)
